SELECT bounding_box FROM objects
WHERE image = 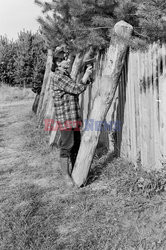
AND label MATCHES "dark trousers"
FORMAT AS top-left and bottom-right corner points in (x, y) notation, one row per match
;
(59, 129), (81, 166)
